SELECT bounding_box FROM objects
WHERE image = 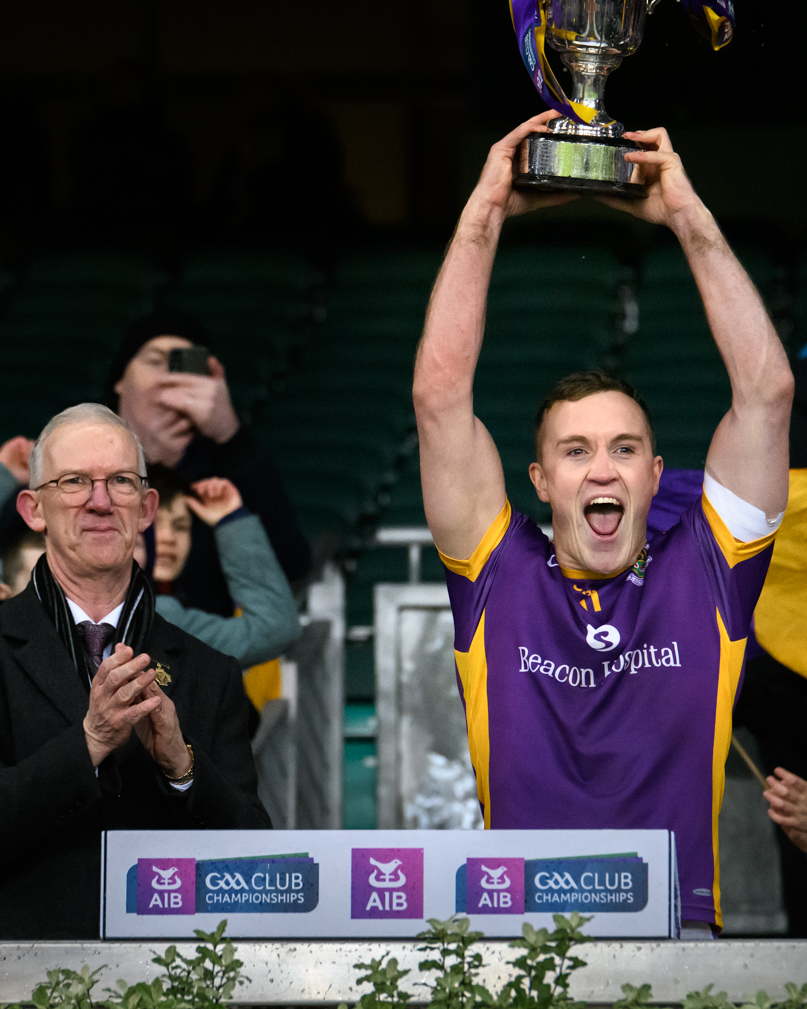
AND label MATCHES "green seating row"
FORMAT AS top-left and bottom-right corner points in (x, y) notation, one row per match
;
(180, 248), (323, 290)
(24, 250), (166, 289)
(0, 237), (792, 562)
